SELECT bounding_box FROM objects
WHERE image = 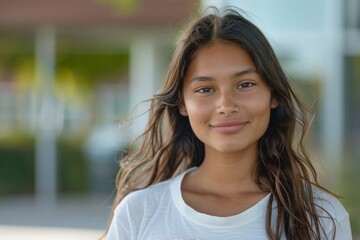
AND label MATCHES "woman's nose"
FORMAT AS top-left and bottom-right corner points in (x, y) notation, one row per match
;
(216, 90), (238, 117)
